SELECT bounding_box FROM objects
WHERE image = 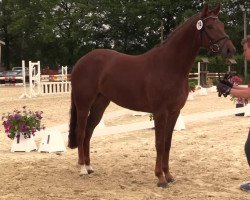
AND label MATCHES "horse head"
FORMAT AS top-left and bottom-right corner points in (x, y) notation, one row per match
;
(198, 4), (236, 58)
